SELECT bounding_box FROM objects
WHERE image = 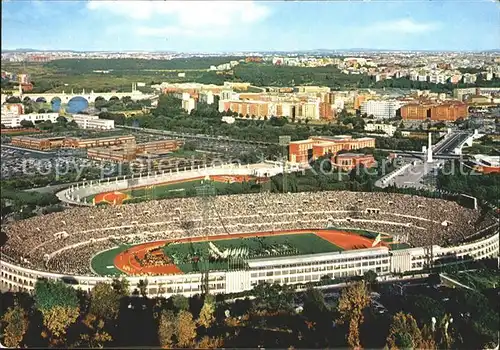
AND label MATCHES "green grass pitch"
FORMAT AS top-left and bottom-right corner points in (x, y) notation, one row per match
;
(91, 244), (130, 276)
(90, 178), (261, 203)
